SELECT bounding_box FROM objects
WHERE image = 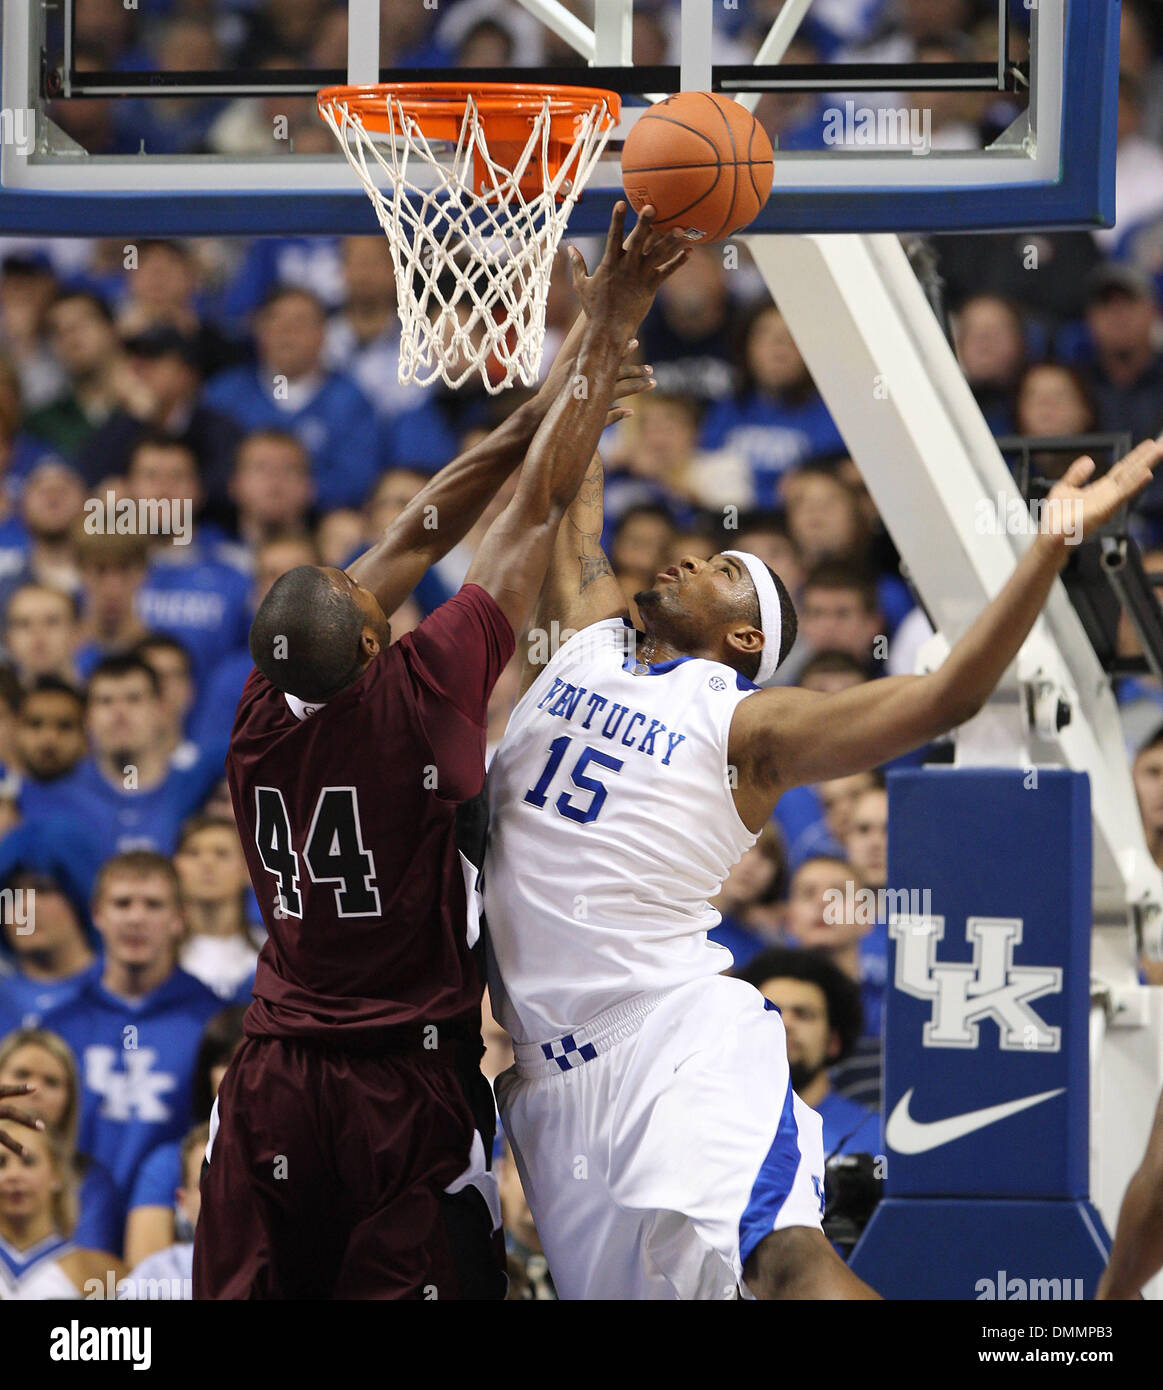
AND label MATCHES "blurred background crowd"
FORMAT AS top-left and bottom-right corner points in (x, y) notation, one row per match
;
(1, 0), (1162, 1300)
